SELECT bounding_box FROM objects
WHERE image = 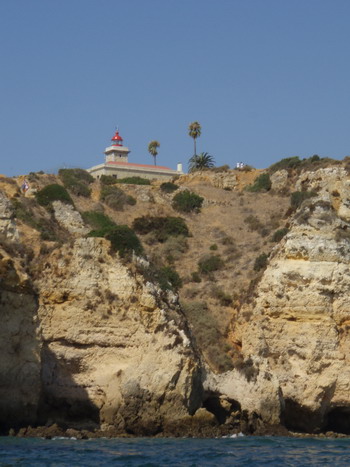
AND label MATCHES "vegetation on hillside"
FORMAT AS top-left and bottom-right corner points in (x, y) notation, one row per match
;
(160, 182), (179, 193)
(100, 185), (136, 210)
(58, 168), (94, 197)
(246, 173), (271, 192)
(106, 225), (143, 258)
(290, 190), (317, 209)
(116, 177), (151, 185)
(268, 155), (341, 174)
(82, 211), (117, 237)
(132, 216), (189, 242)
(172, 190), (203, 213)
(188, 152), (215, 173)
(36, 184), (73, 208)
